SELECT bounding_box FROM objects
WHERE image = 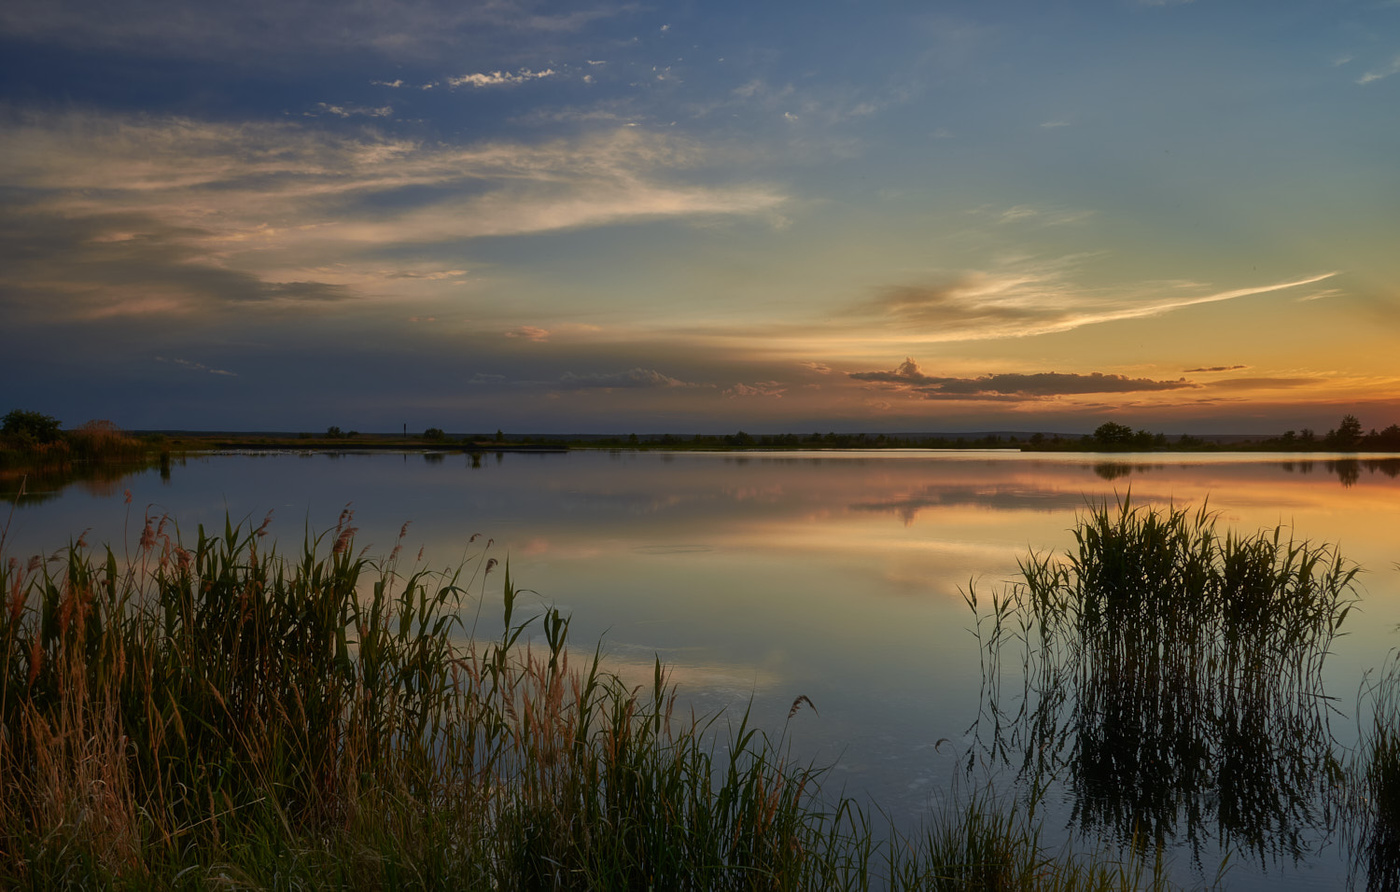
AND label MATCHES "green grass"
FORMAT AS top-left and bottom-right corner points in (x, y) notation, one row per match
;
(0, 508), (1195, 889)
